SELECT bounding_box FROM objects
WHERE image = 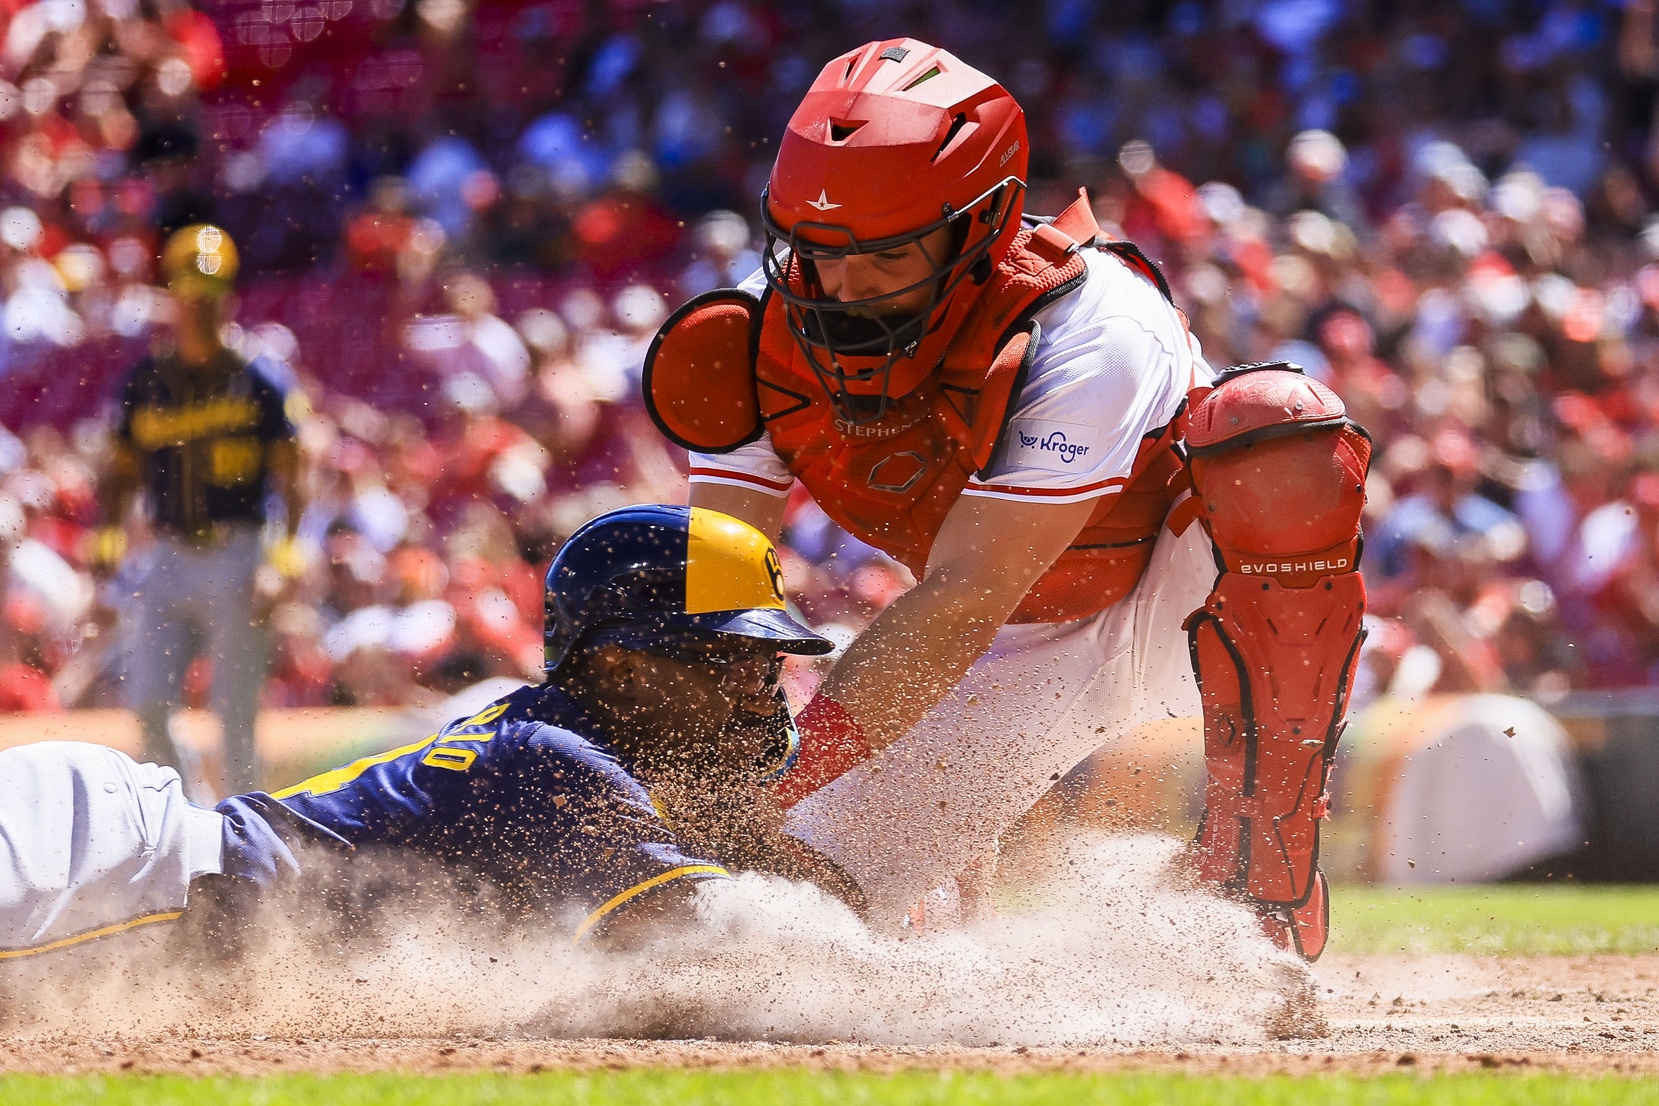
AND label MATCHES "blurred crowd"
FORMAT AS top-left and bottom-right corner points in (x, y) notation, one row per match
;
(9, 0), (1659, 710)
